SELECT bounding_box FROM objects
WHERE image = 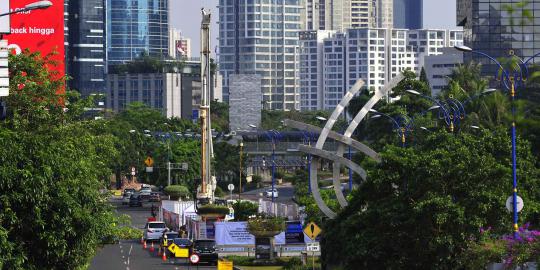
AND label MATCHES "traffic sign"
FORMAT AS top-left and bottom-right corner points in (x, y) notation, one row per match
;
(218, 260), (233, 270)
(144, 156), (154, 167)
(306, 242), (320, 252)
(303, 222), (322, 240)
(189, 254), (200, 264)
(167, 243), (179, 254)
(506, 195), (524, 212)
(228, 184), (235, 191)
